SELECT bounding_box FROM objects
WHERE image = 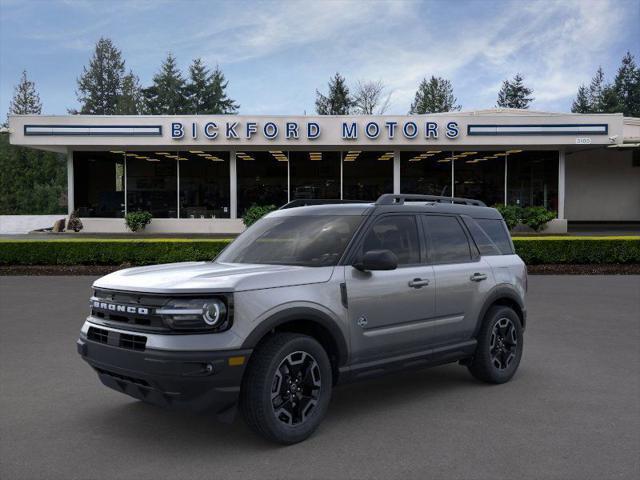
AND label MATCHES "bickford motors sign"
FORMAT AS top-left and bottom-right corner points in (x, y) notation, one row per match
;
(171, 119), (461, 141)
